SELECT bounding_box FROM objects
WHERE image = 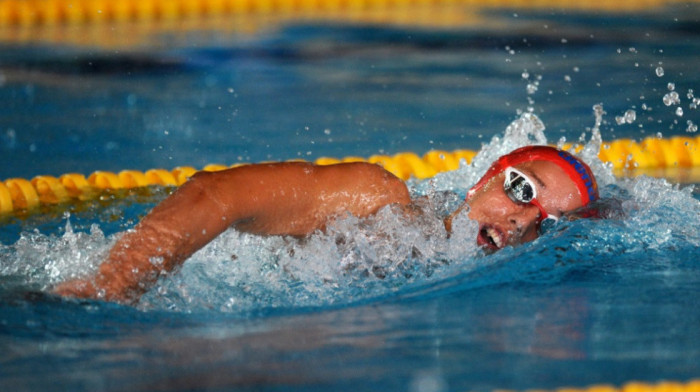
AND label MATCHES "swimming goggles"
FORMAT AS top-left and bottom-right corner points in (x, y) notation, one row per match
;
(503, 167), (559, 234)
